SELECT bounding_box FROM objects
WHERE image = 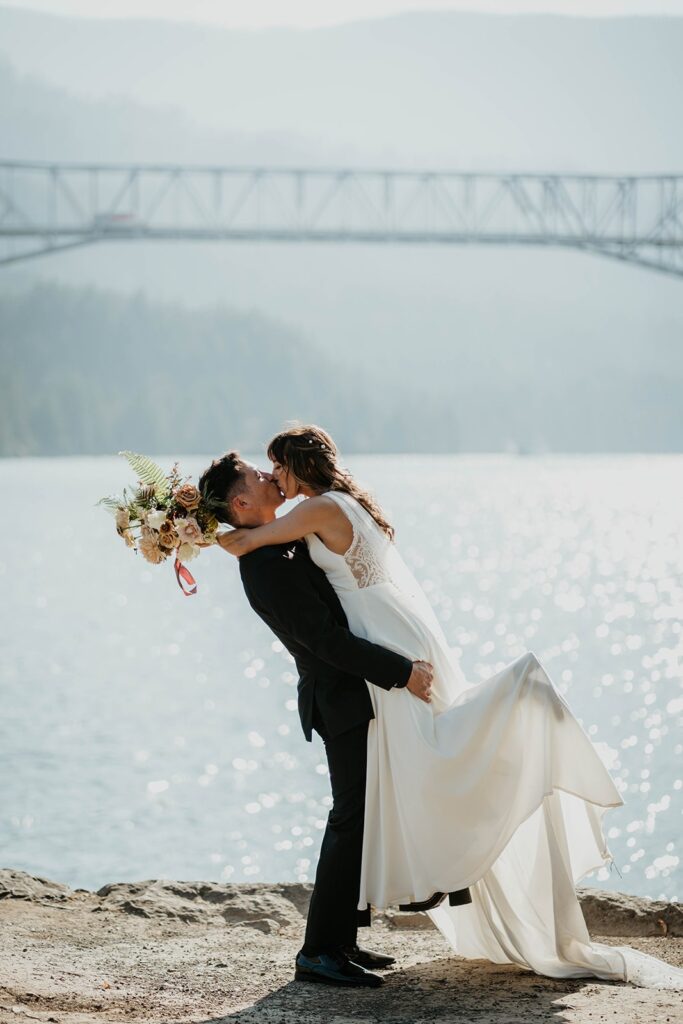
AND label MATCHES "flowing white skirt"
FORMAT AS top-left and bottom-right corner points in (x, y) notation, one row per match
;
(339, 580), (683, 990)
